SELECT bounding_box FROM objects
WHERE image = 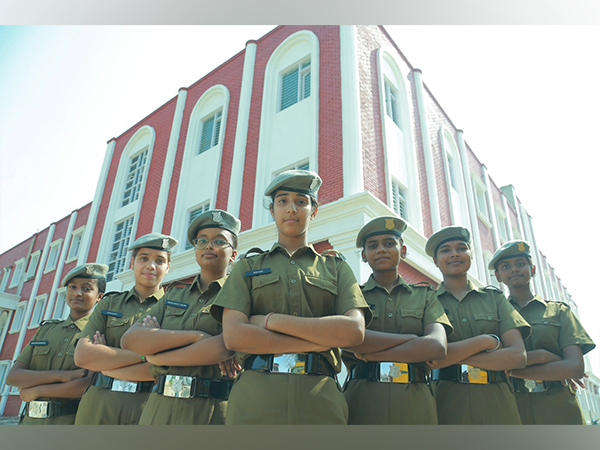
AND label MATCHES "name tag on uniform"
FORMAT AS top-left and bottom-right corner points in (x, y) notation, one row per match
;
(368, 304), (377, 310)
(166, 300), (188, 309)
(245, 268), (272, 277)
(101, 310), (123, 318)
(30, 340), (49, 346)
